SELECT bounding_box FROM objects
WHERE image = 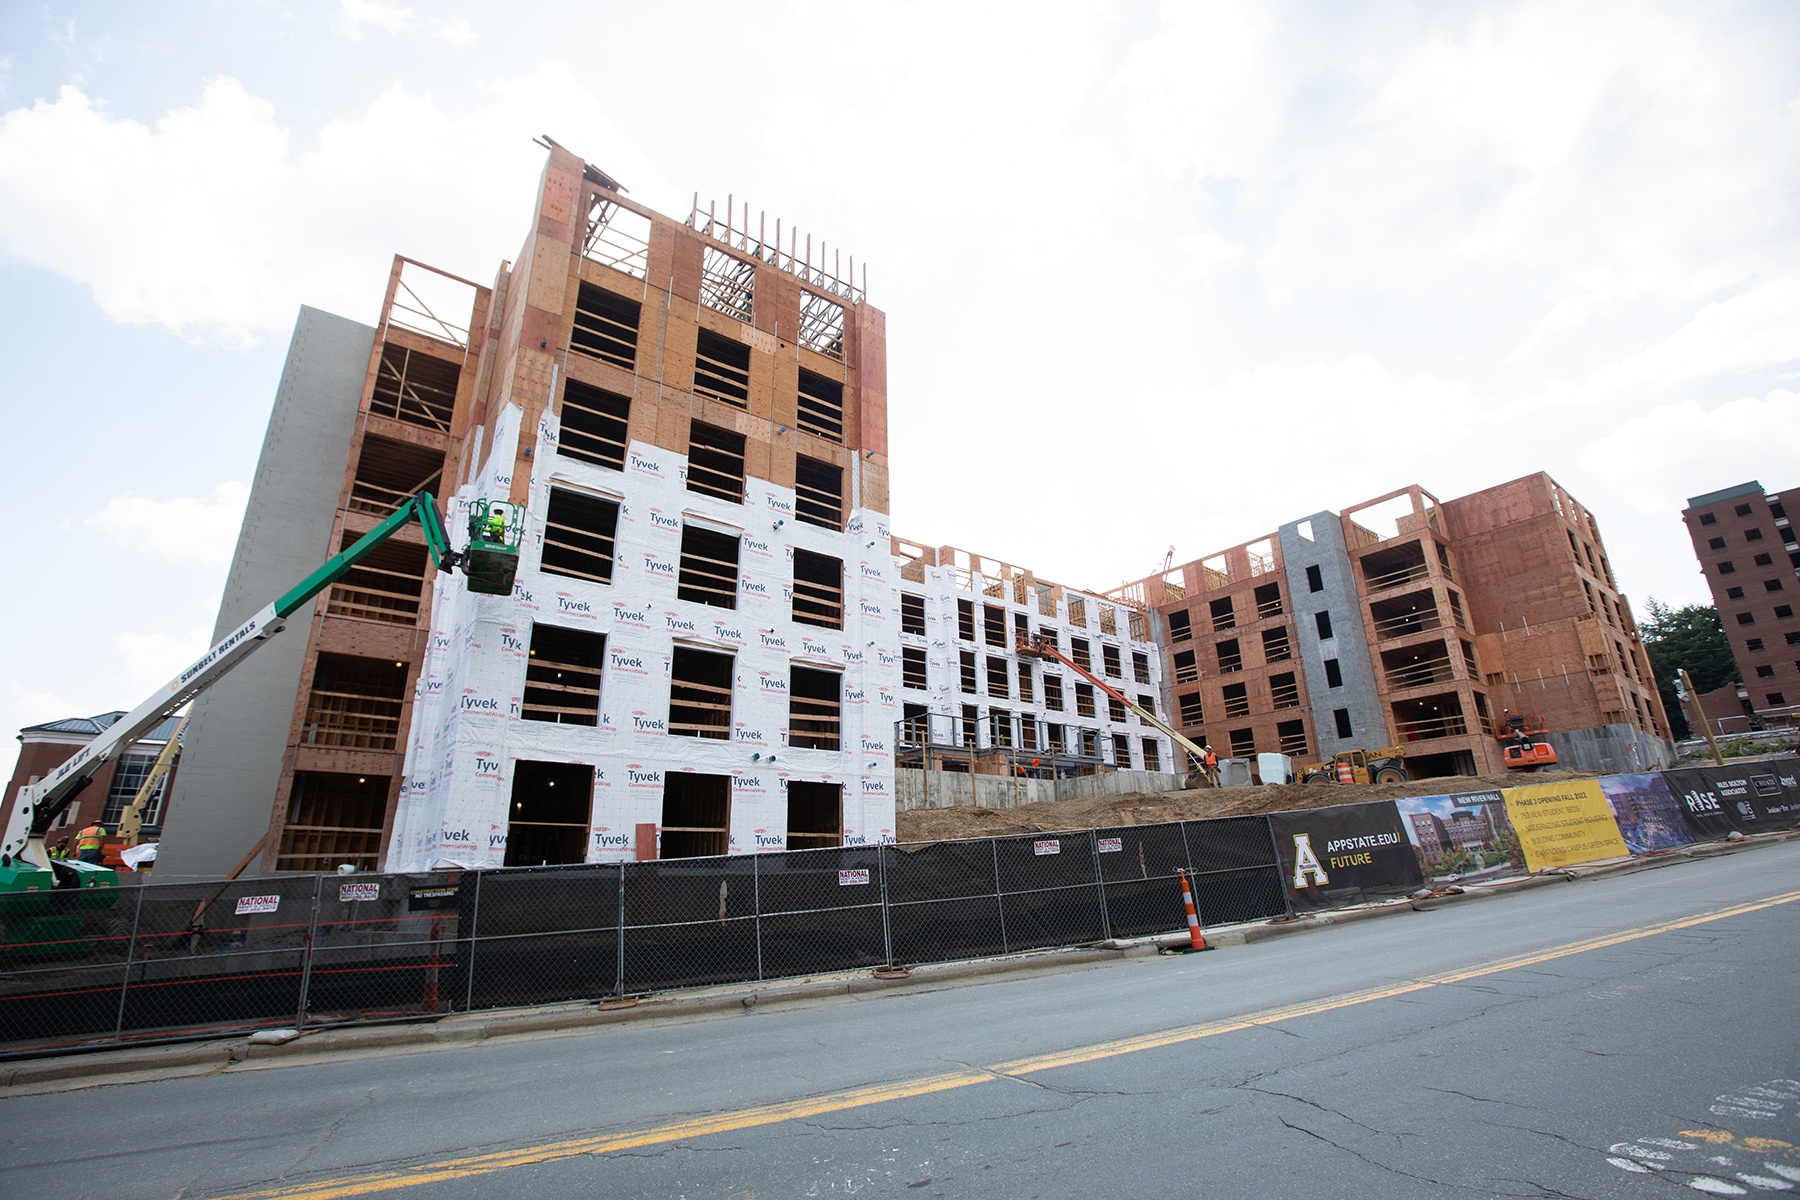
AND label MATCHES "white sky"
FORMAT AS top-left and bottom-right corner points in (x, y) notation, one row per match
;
(2, 1), (1798, 787)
